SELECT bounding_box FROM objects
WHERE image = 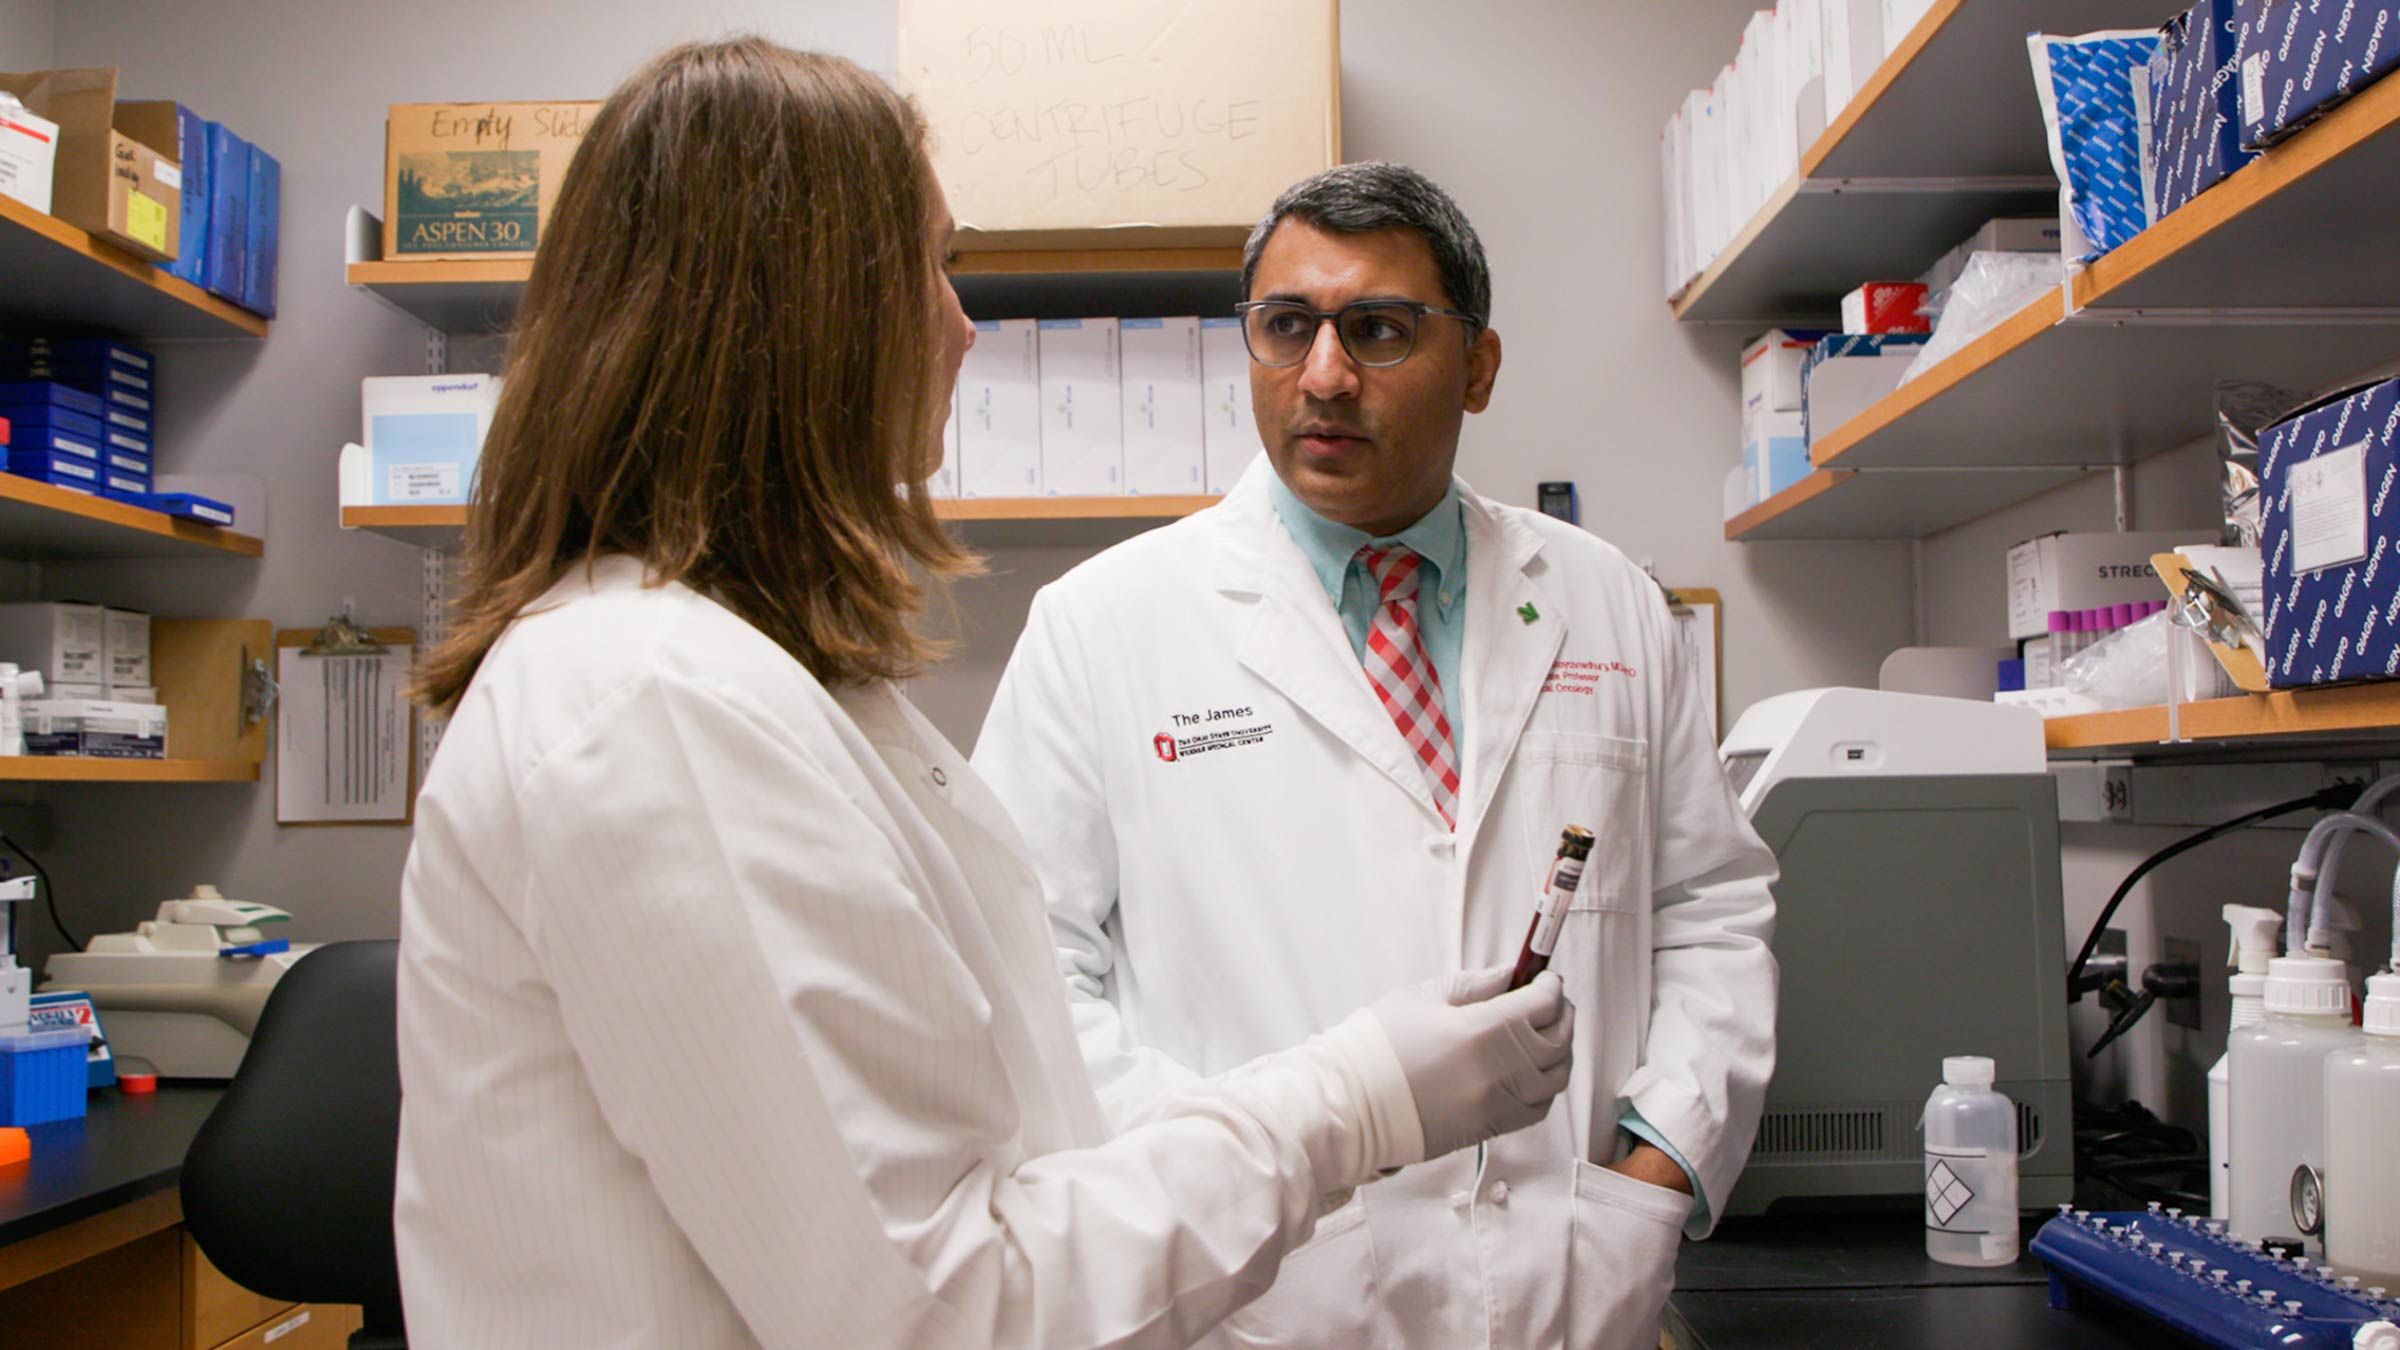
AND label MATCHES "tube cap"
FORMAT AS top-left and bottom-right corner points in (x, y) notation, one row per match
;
(2264, 956), (2354, 1017)
(2366, 973), (2400, 1038)
(1943, 1055), (1996, 1087)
